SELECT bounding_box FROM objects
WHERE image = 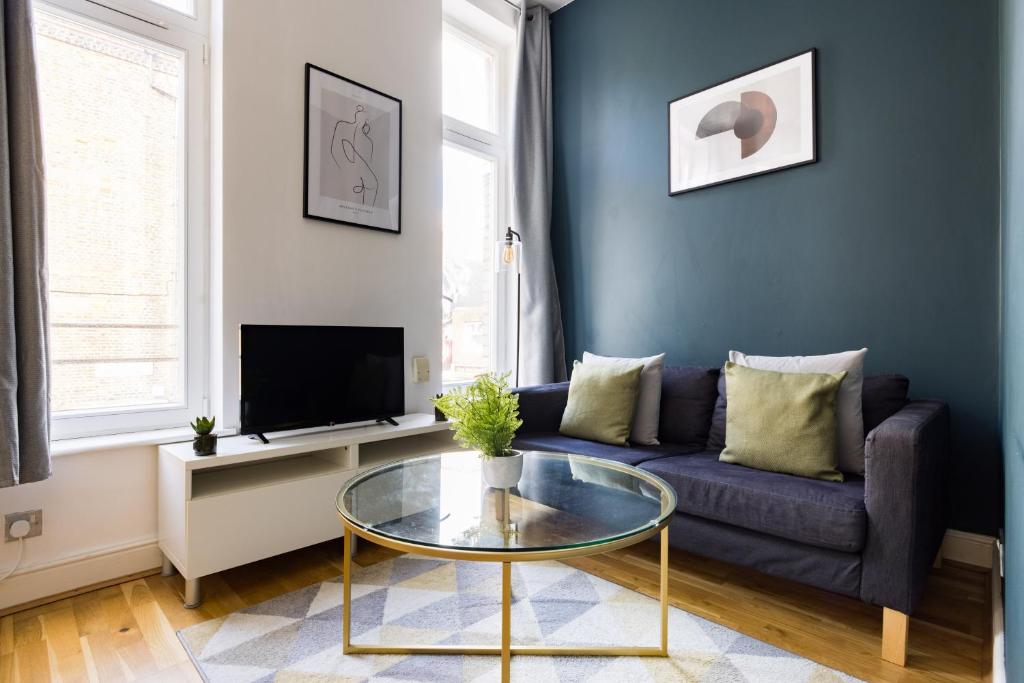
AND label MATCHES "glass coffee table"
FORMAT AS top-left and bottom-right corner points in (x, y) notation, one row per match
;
(335, 450), (677, 682)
